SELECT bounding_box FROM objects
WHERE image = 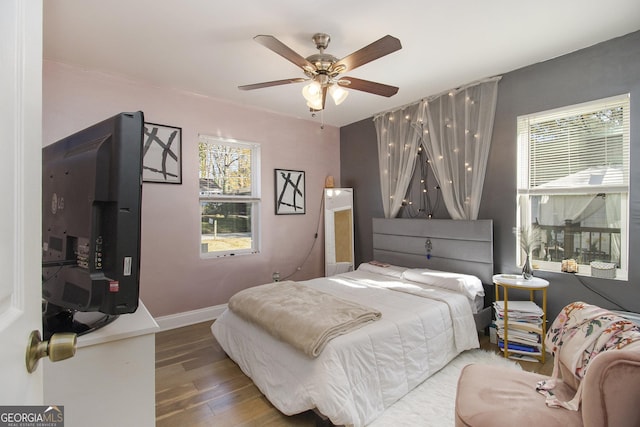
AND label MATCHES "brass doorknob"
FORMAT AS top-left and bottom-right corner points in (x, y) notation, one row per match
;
(25, 330), (77, 373)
